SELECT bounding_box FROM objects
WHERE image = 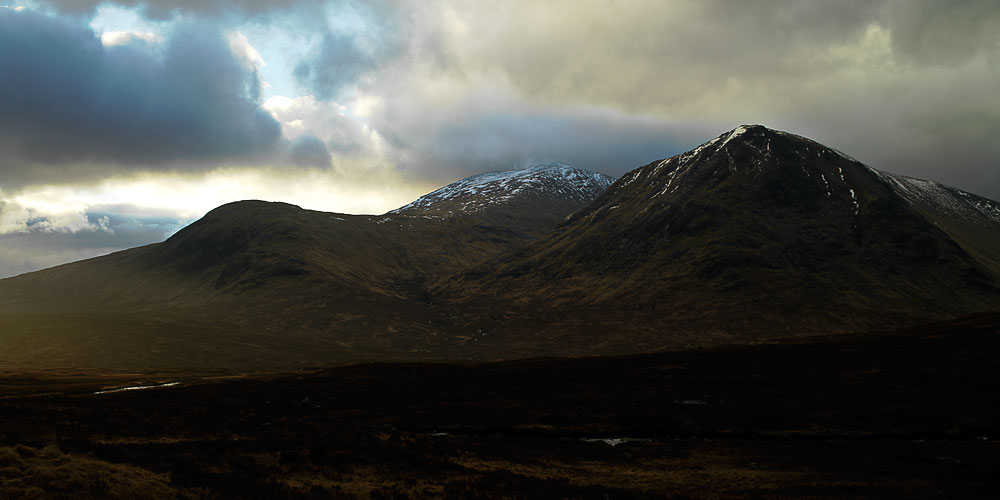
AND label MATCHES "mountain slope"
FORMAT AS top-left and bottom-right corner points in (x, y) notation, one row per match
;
(872, 171), (1000, 275)
(2, 126), (997, 368)
(438, 125), (1000, 349)
(2, 165), (614, 311)
(0, 165), (614, 369)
